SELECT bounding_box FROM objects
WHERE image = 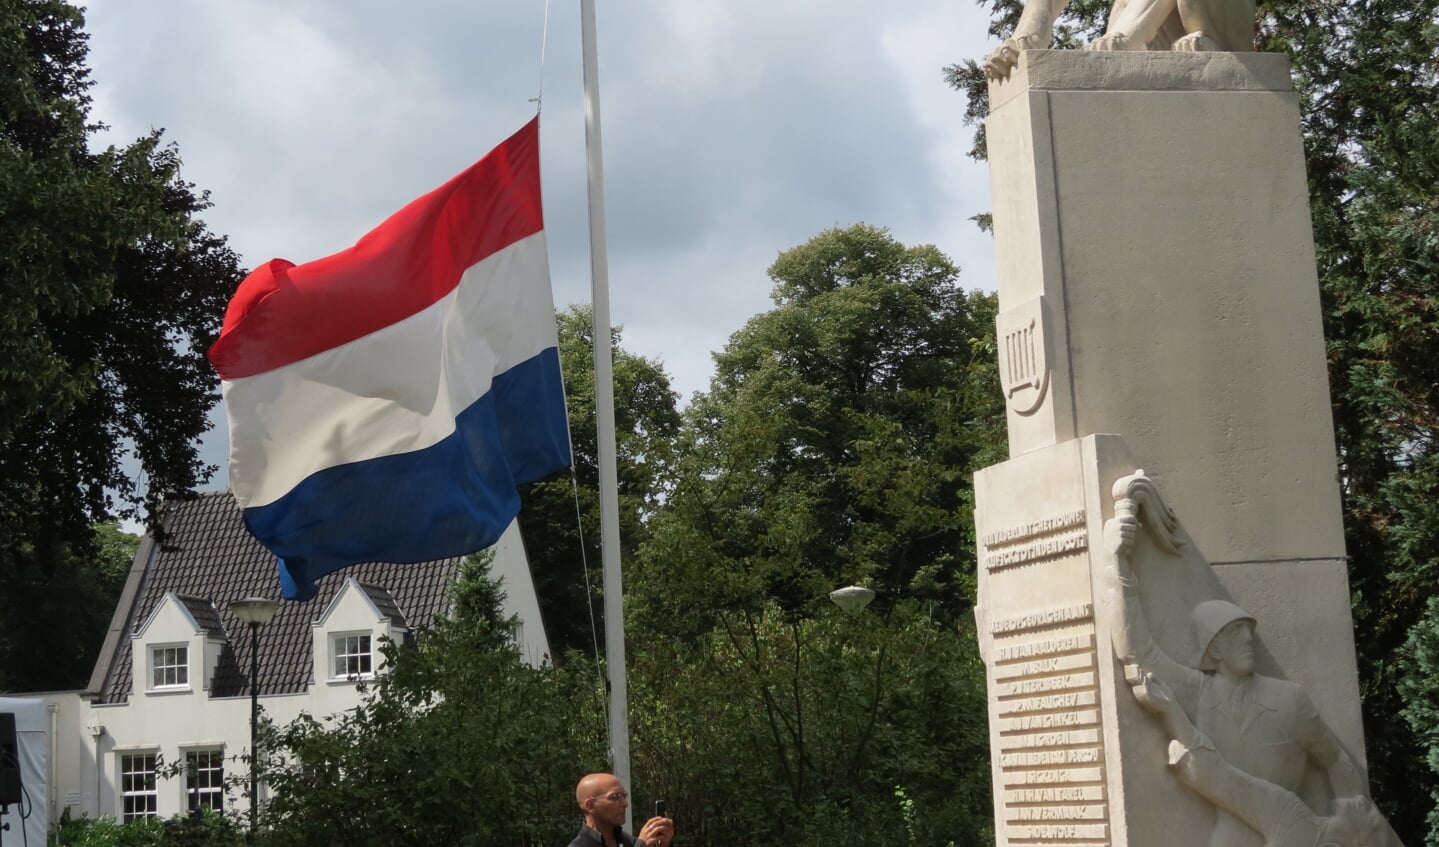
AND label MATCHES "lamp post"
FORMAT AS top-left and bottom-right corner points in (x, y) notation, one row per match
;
(229, 597), (279, 841)
(828, 585), (875, 613)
